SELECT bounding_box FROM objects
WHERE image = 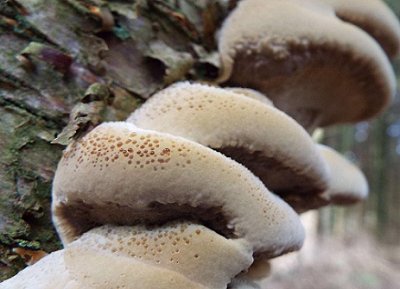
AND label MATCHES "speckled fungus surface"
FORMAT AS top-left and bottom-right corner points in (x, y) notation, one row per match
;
(69, 223), (252, 289)
(318, 144), (369, 205)
(128, 82), (329, 211)
(0, 223), (252, 289)
(52, 122), (305, 257)
(218, 0), (400, 131)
